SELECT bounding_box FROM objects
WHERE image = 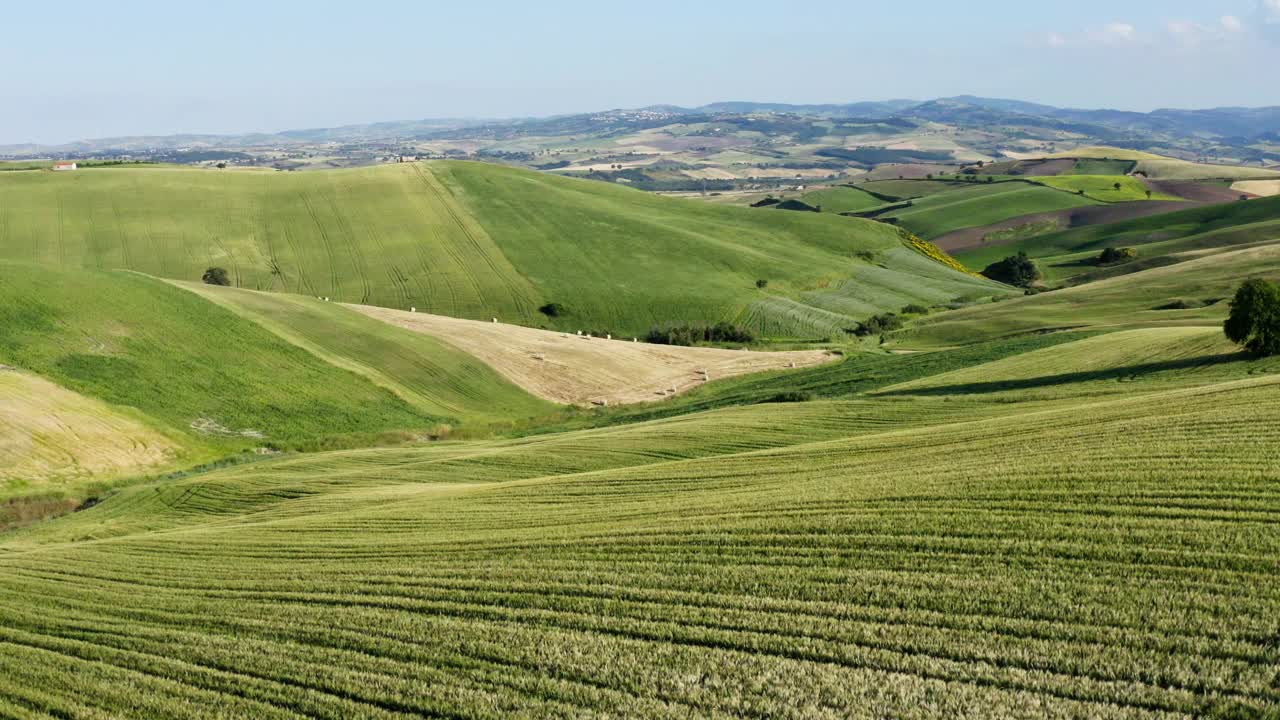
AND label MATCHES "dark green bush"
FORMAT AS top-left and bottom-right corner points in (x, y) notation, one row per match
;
(538, 302), (567, 317)
(201, 267), (231, 286)
(1098, 247), (1137, 264)
(981, 252), (1041, 288)
(853, 312), (903, 337)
